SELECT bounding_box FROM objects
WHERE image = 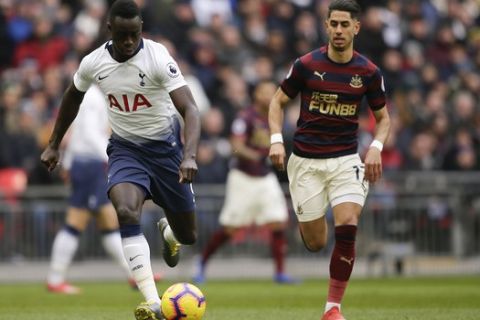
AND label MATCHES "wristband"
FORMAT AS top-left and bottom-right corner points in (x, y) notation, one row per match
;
(370, 139), (383, 152)
(270, 133), (284, 145)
